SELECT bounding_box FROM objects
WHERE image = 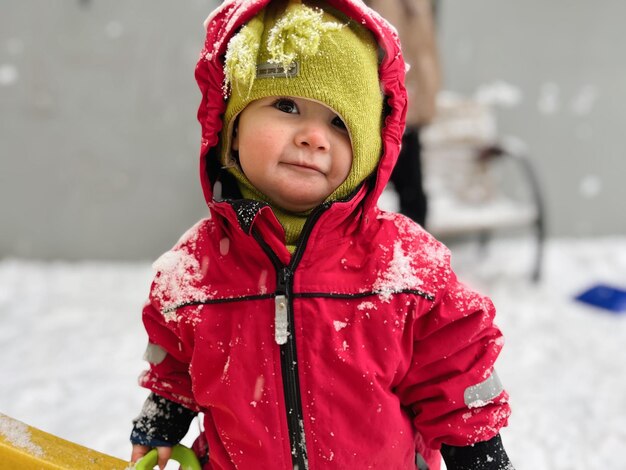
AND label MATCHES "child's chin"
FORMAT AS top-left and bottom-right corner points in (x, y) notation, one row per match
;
(272, 190), (327, 213)
(277, 197), (322, 213)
